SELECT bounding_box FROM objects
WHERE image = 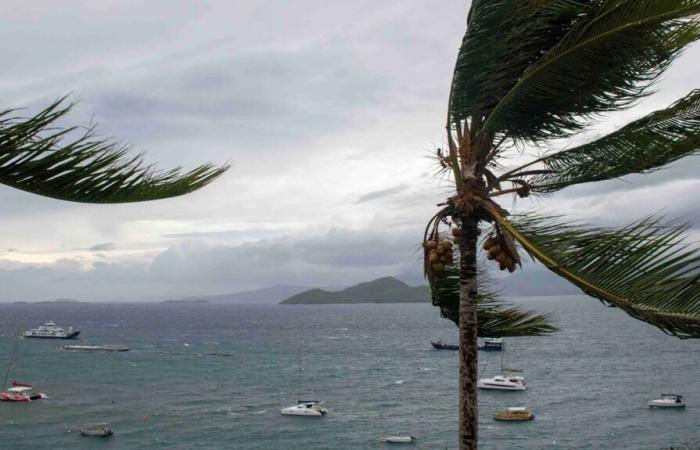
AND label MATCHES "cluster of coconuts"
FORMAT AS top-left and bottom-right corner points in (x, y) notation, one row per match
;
(483, 235), (517, 272)
(425, 239), (454, 274)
